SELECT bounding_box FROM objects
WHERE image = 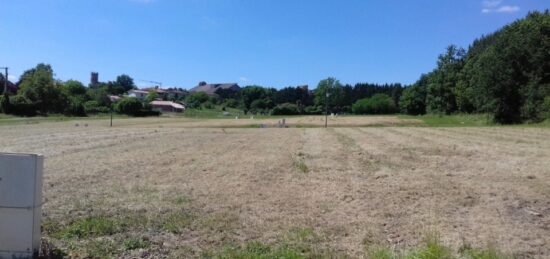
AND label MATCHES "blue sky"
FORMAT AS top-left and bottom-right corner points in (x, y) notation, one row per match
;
(0, 0), (548, 89)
